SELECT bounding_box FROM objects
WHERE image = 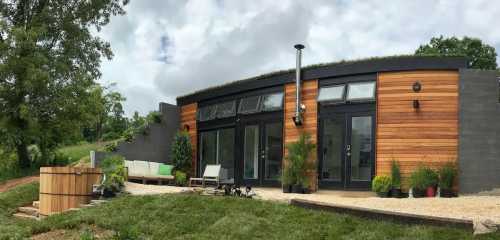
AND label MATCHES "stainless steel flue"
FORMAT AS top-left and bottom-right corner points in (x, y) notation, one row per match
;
(293, 44), (305, 126)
